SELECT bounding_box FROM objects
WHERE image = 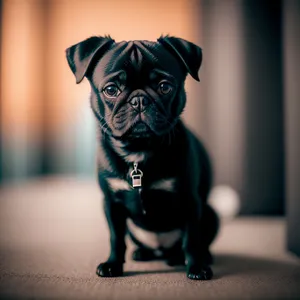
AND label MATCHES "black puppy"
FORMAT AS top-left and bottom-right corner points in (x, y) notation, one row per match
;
(66, 35), (219, 280)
